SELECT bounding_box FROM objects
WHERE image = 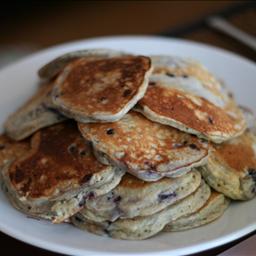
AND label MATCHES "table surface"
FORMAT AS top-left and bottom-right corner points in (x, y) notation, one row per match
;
(0, 1), (255, 255)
